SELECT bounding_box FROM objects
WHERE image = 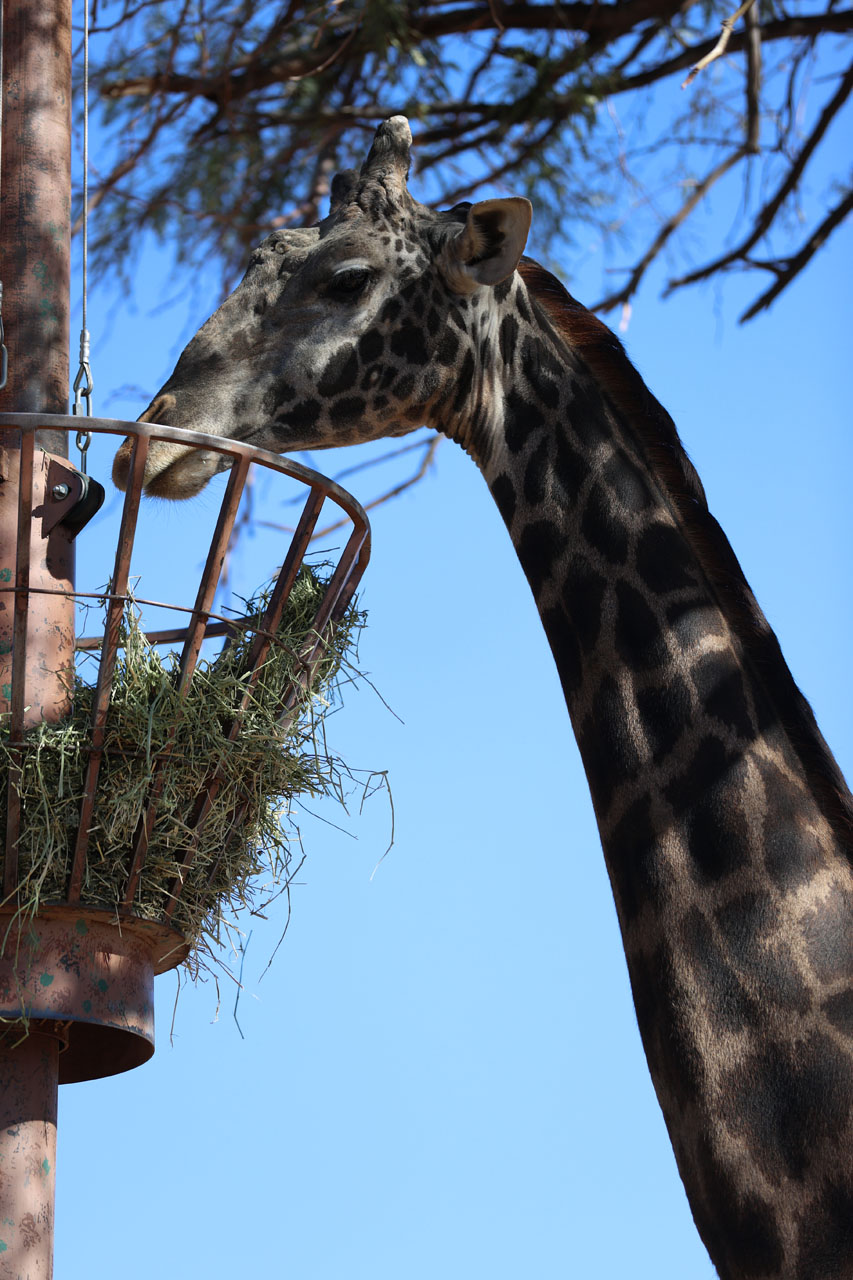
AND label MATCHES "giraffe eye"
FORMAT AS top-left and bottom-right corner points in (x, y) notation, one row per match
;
(328, 266), (372, 298)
